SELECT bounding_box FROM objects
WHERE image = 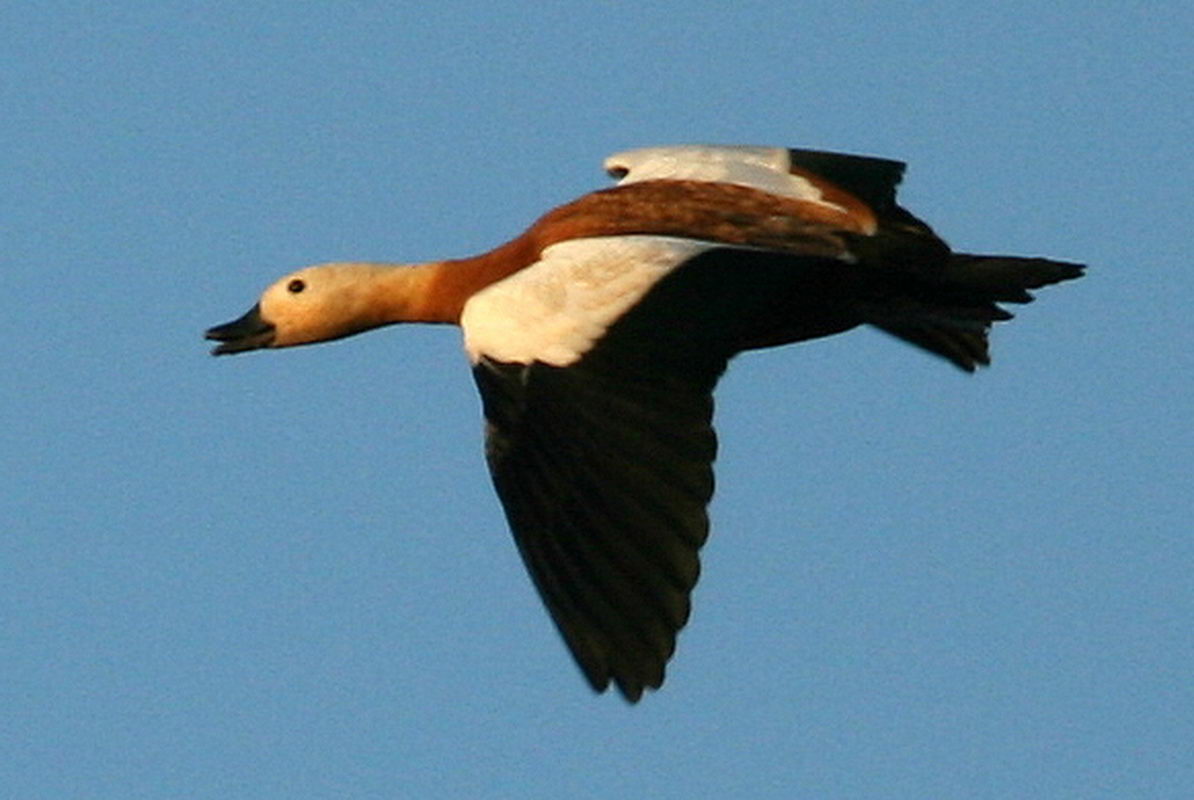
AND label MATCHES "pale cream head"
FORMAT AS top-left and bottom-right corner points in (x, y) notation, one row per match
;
(206, 262), (424, 355)
(258, 263), (396, 347)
